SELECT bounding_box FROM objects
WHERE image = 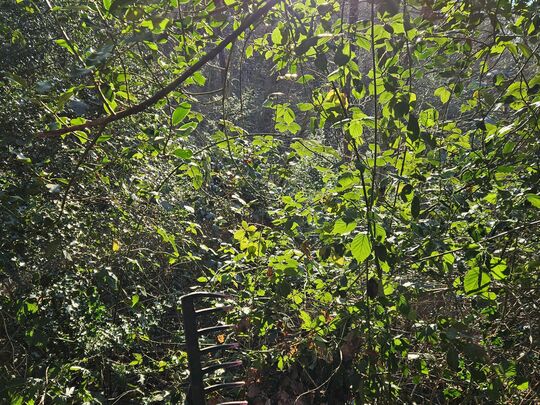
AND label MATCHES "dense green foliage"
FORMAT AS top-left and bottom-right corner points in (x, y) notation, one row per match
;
(1, 0), (539, 403)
